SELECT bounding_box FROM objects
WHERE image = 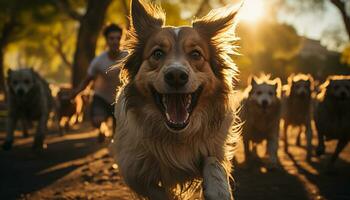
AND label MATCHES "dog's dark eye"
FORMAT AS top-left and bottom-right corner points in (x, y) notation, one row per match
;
(189, 50), (202, 60)
(12, 81), (18, 85)
(24, 79), (30, 84)
(256, 91), (262, 95)
(152, 49), (165, 61)
(268, 91), (274, 96)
